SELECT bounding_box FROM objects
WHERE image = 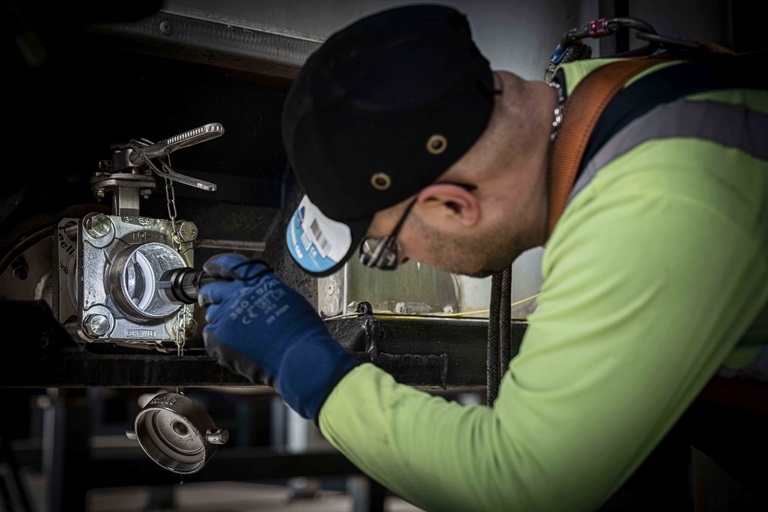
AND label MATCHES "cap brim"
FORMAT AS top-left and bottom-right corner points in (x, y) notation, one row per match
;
(286, 195), (369, 277)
